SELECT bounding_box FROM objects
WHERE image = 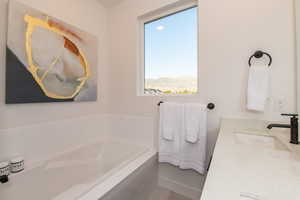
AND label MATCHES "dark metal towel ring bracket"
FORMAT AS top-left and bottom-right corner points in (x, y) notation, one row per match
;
(248, 50), (272, 67)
